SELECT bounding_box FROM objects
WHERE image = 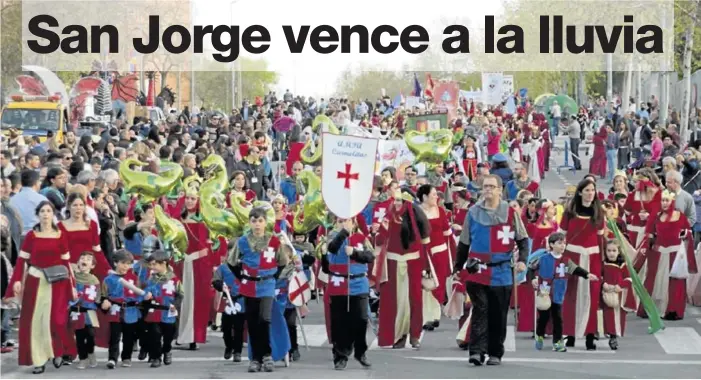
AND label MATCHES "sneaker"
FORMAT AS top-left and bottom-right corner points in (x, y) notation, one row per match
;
(88, 353), (98, 368)
(468, 353), (484, 366)
(76, 360), (87, 370)
(0, 346), (13, 354)
(355, 354), (372, 368)
(290, 349), (300, 362)
(608, 336), (619, 351)
(163, 352), (172, 365)
(486, 357), (501, 366)
(334, 358), (348, 370)
(138, 349), (148, 361)
(4, 339), (16, 347)
(233, 353), (242, 363)
(121, 359), (132, 367)
(150, 359), (162, 368)
(553, 340), (567, 352)
(262, 355), (274, 372)
(106, 360), (116, 369)
(248, 360), (261, 373)
(224, 348), (233, 360)
(535, 336), (544, 350)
